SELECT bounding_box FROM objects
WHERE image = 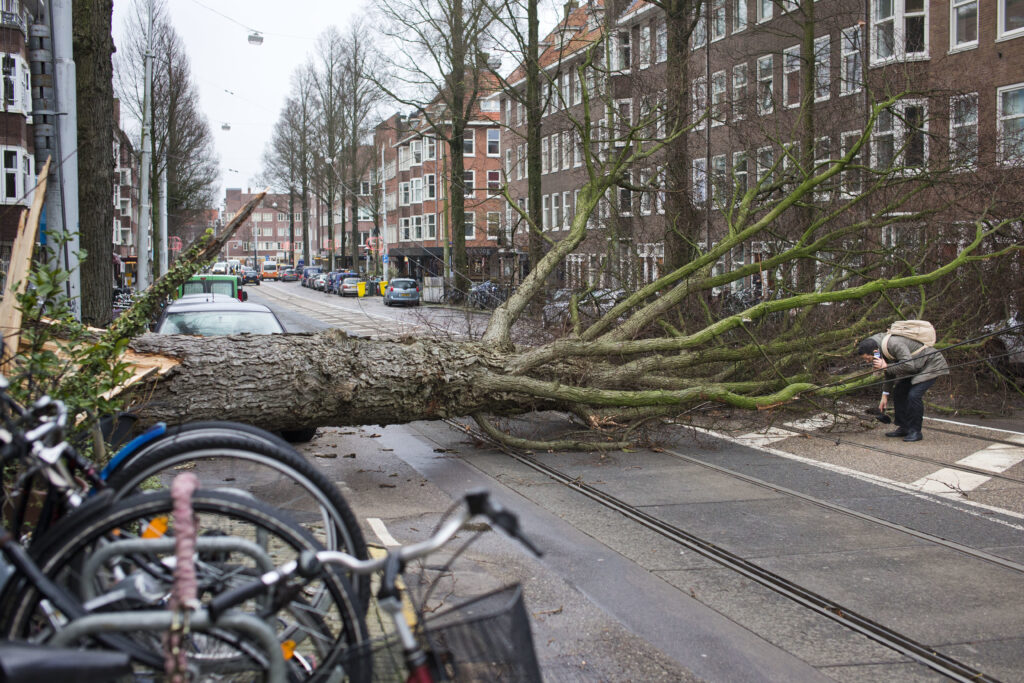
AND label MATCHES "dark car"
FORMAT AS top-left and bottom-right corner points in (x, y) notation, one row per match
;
(301, 266), (323, 287)
(383, 278), (420, 306)
(155, 297), (285, 335)
(240, 267), (260, 285)
(280, 267), (299, 282)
